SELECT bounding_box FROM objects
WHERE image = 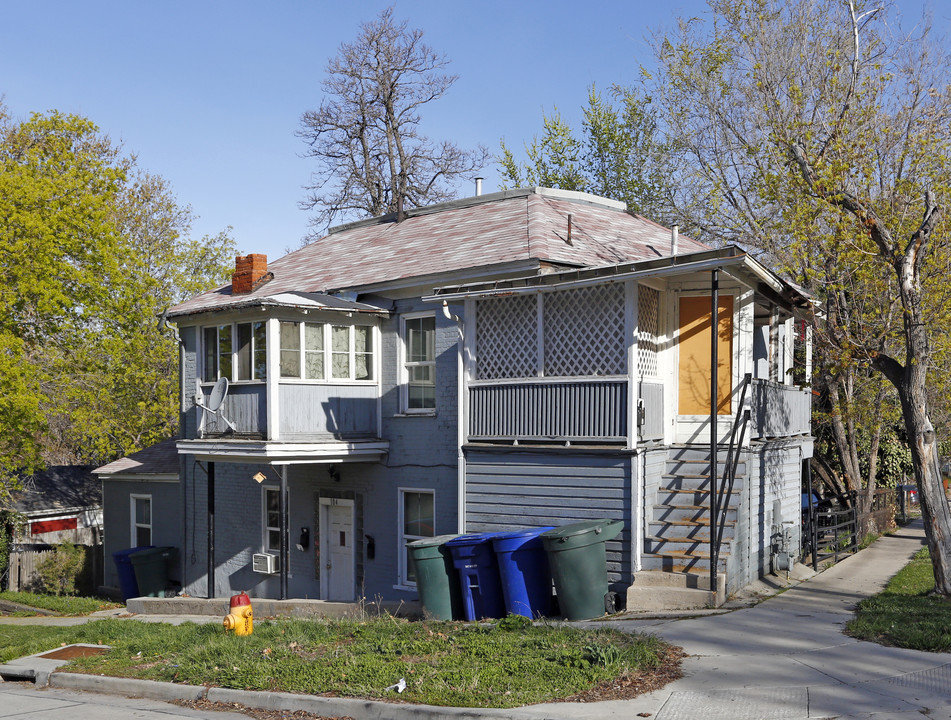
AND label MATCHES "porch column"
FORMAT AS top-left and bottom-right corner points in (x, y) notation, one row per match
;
(279, 464), (289, 600)
(207, 461), (215, 599)
(710, 270), (719, 594)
